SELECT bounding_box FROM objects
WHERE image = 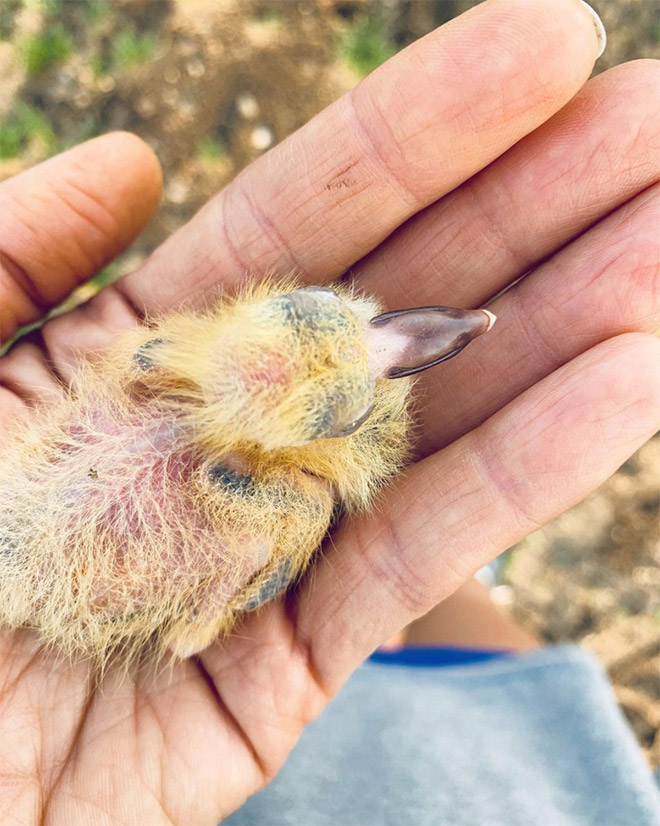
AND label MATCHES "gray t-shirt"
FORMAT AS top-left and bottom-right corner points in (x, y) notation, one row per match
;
(226, 644), (660, 825)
